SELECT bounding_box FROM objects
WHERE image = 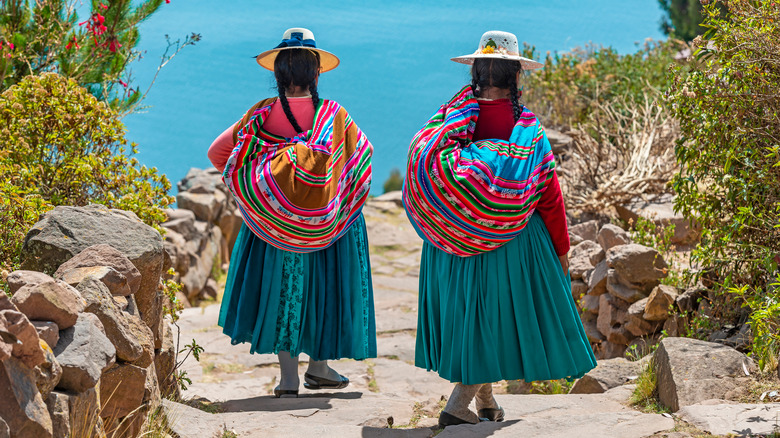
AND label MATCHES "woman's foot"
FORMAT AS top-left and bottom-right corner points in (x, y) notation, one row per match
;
(275, 351), (300, 397)
(438, 383), (481, 428)
(475, 383), (504, 421)
(304, 360), (349, 390)
(438, 410), (480, 428)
